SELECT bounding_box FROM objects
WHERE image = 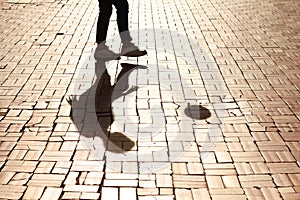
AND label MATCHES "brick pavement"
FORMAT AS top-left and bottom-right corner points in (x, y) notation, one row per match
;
(0, 0), (300, 199)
